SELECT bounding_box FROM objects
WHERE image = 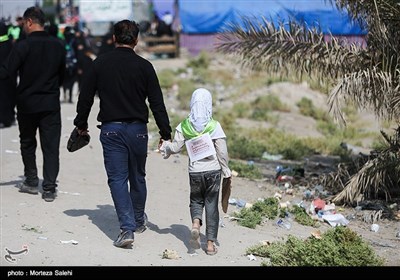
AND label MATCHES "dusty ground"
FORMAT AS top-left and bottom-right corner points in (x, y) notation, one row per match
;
(0, 56), (399, 273)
